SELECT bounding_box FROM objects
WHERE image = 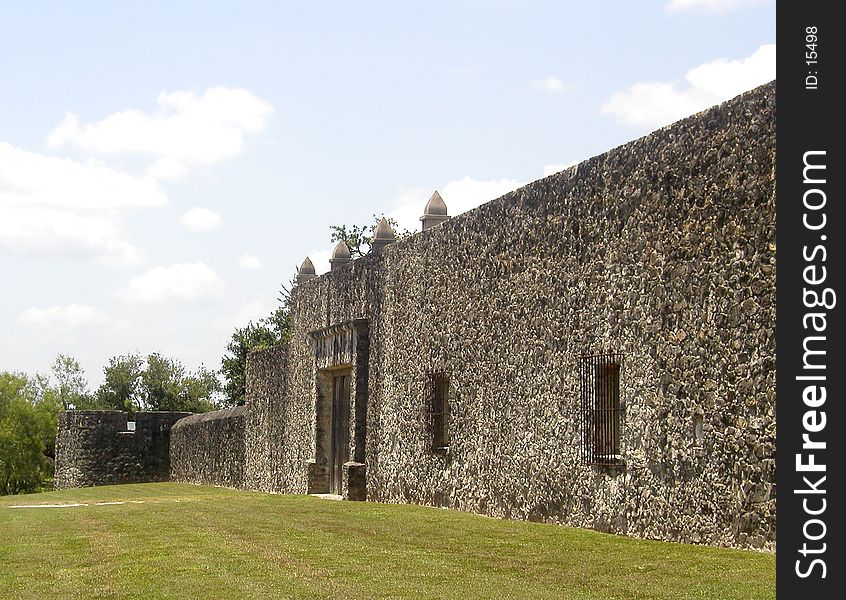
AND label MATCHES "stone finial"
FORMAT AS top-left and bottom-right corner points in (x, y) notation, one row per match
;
(369, 217), (396, 253)
(420, 190), (449, 230)
(296, 256), (317, 284)
(330, 241), (352, 271)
